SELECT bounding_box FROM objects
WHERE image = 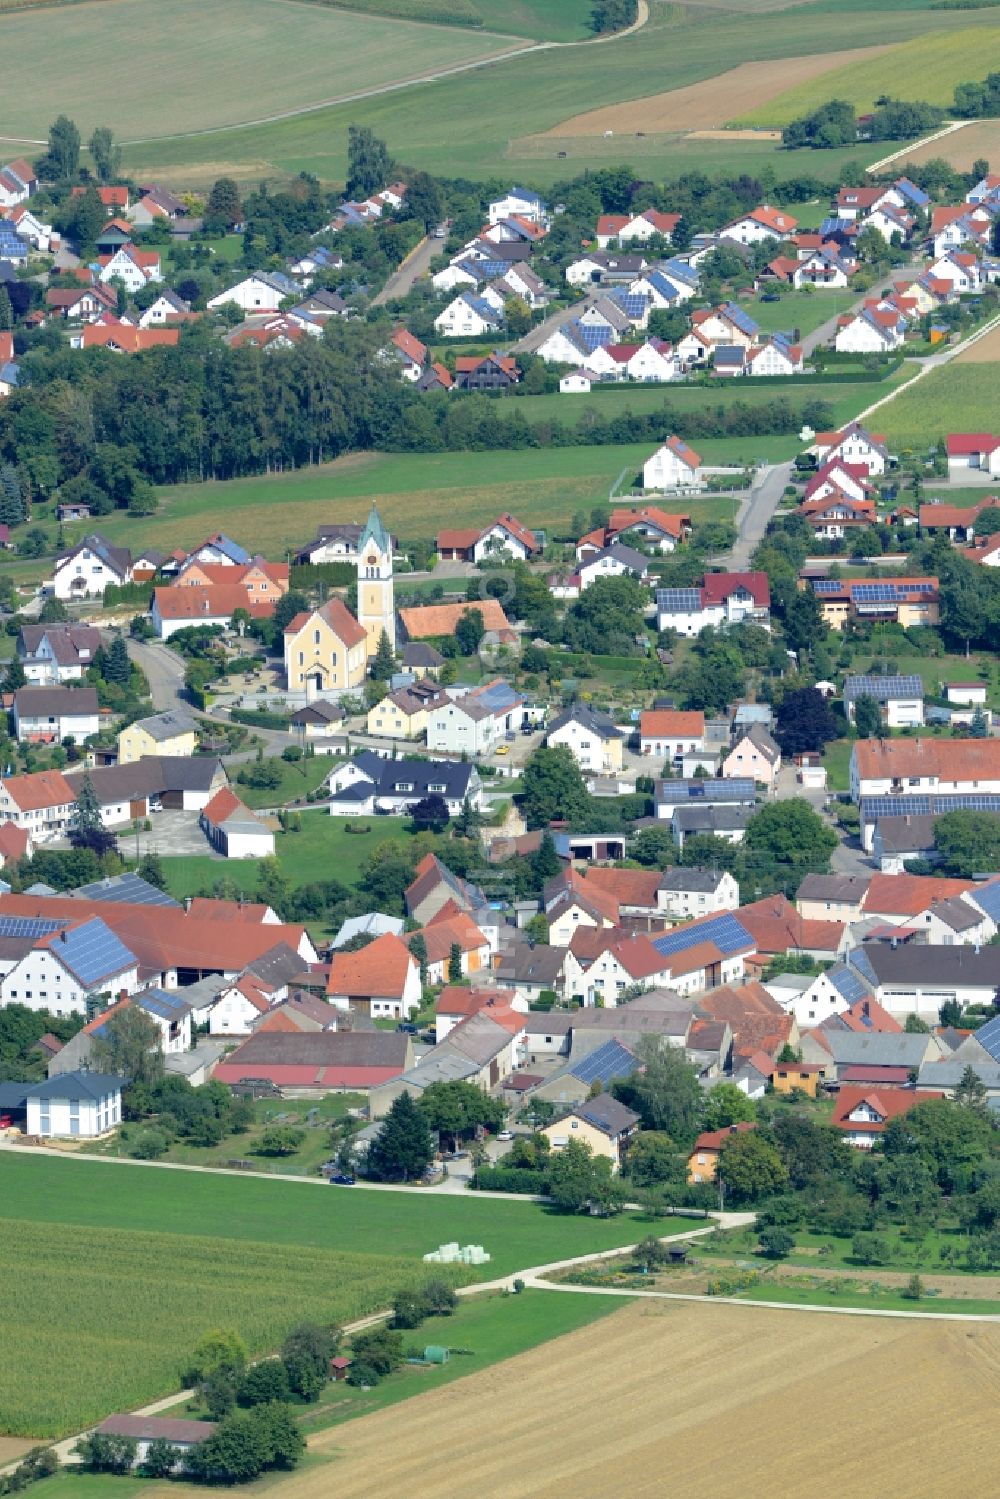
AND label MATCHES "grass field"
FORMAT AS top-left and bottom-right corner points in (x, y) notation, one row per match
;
(253, 1300), (1000, 1498)
(876, 364), (1000, 449)
(157, 812), (433, 900)
(736, 26), (1000, 124)
(0, 1214), (464, 1437)
(231, 755), (334, 809)
(296, 0), (592, 39)
(78, 441), (797, 561)
(0, 0), (525, 140)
